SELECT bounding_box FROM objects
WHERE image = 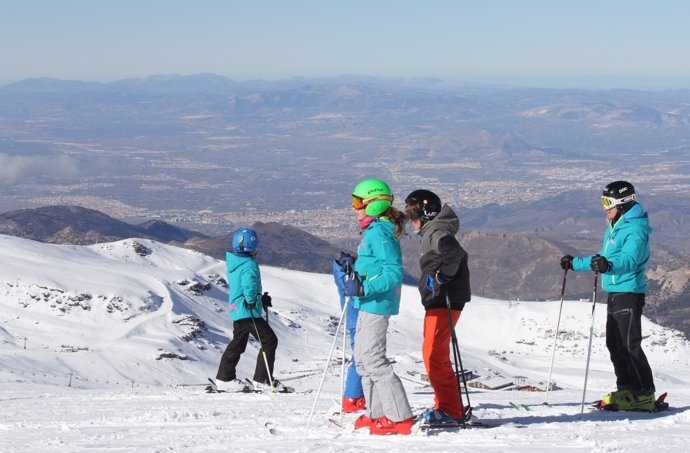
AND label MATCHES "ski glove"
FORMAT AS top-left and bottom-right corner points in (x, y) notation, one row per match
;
(335, 251), (356, 276)
(341, 272), (364, 297)
(560, 255), (574, 271)
(426, 271), (451, 294)
(590, 254), (610, 273)
(426, 275), (438, 293)
(261, 291), (272, 309)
